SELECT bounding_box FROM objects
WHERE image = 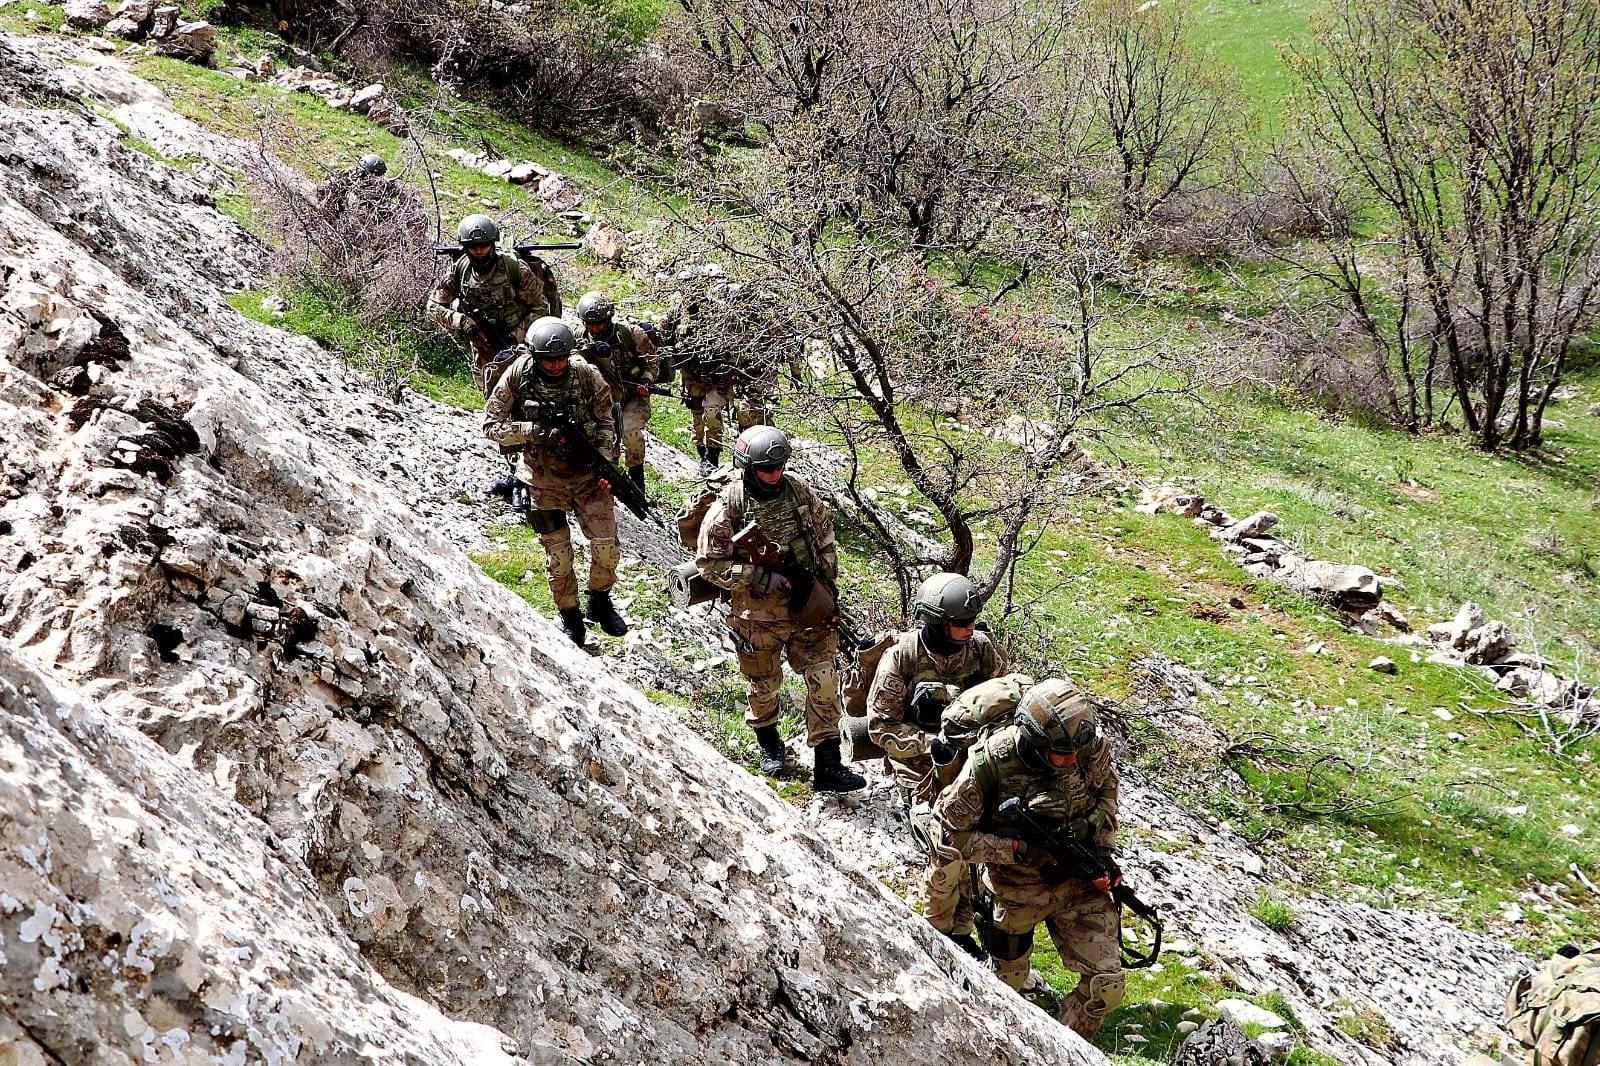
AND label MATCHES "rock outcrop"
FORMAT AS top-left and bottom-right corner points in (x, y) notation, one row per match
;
(0, 31), (1105, 1066)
